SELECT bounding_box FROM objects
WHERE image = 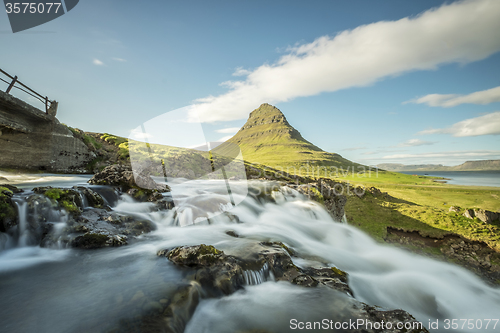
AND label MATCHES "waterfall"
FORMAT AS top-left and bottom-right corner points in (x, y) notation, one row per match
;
(14, 200), (29, 247)
(0, 175), (499, 333)
(242, 263), (275, 285)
